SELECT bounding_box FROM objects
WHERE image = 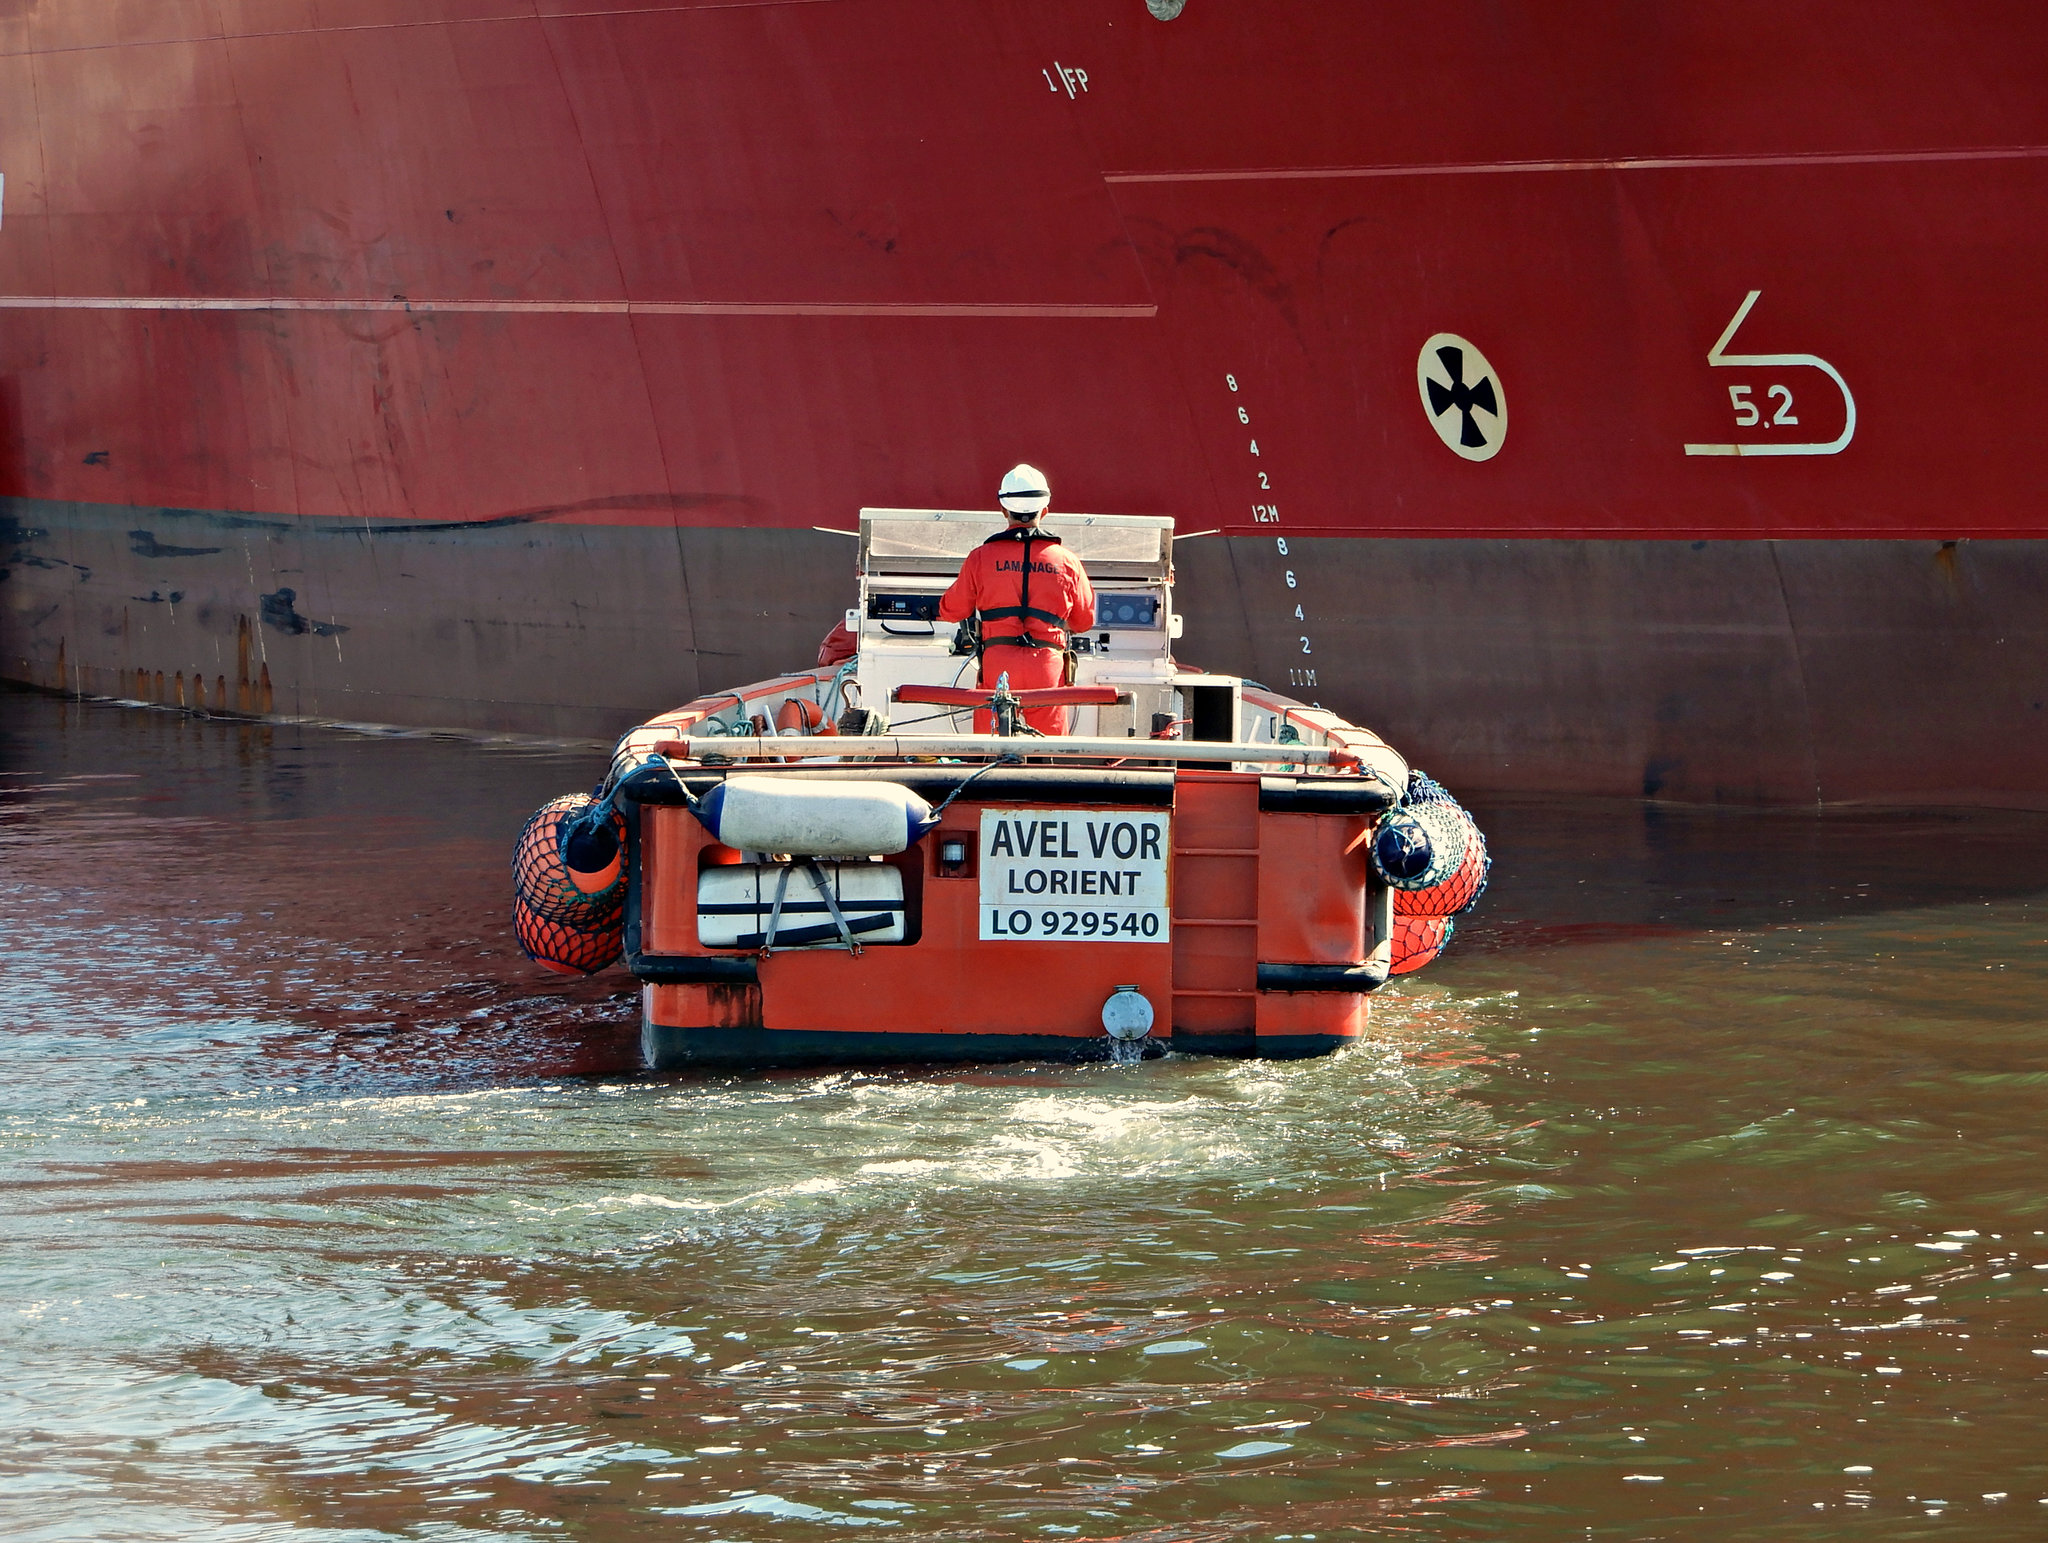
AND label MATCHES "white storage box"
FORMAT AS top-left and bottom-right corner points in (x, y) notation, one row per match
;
(697, 862), (907, 949)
